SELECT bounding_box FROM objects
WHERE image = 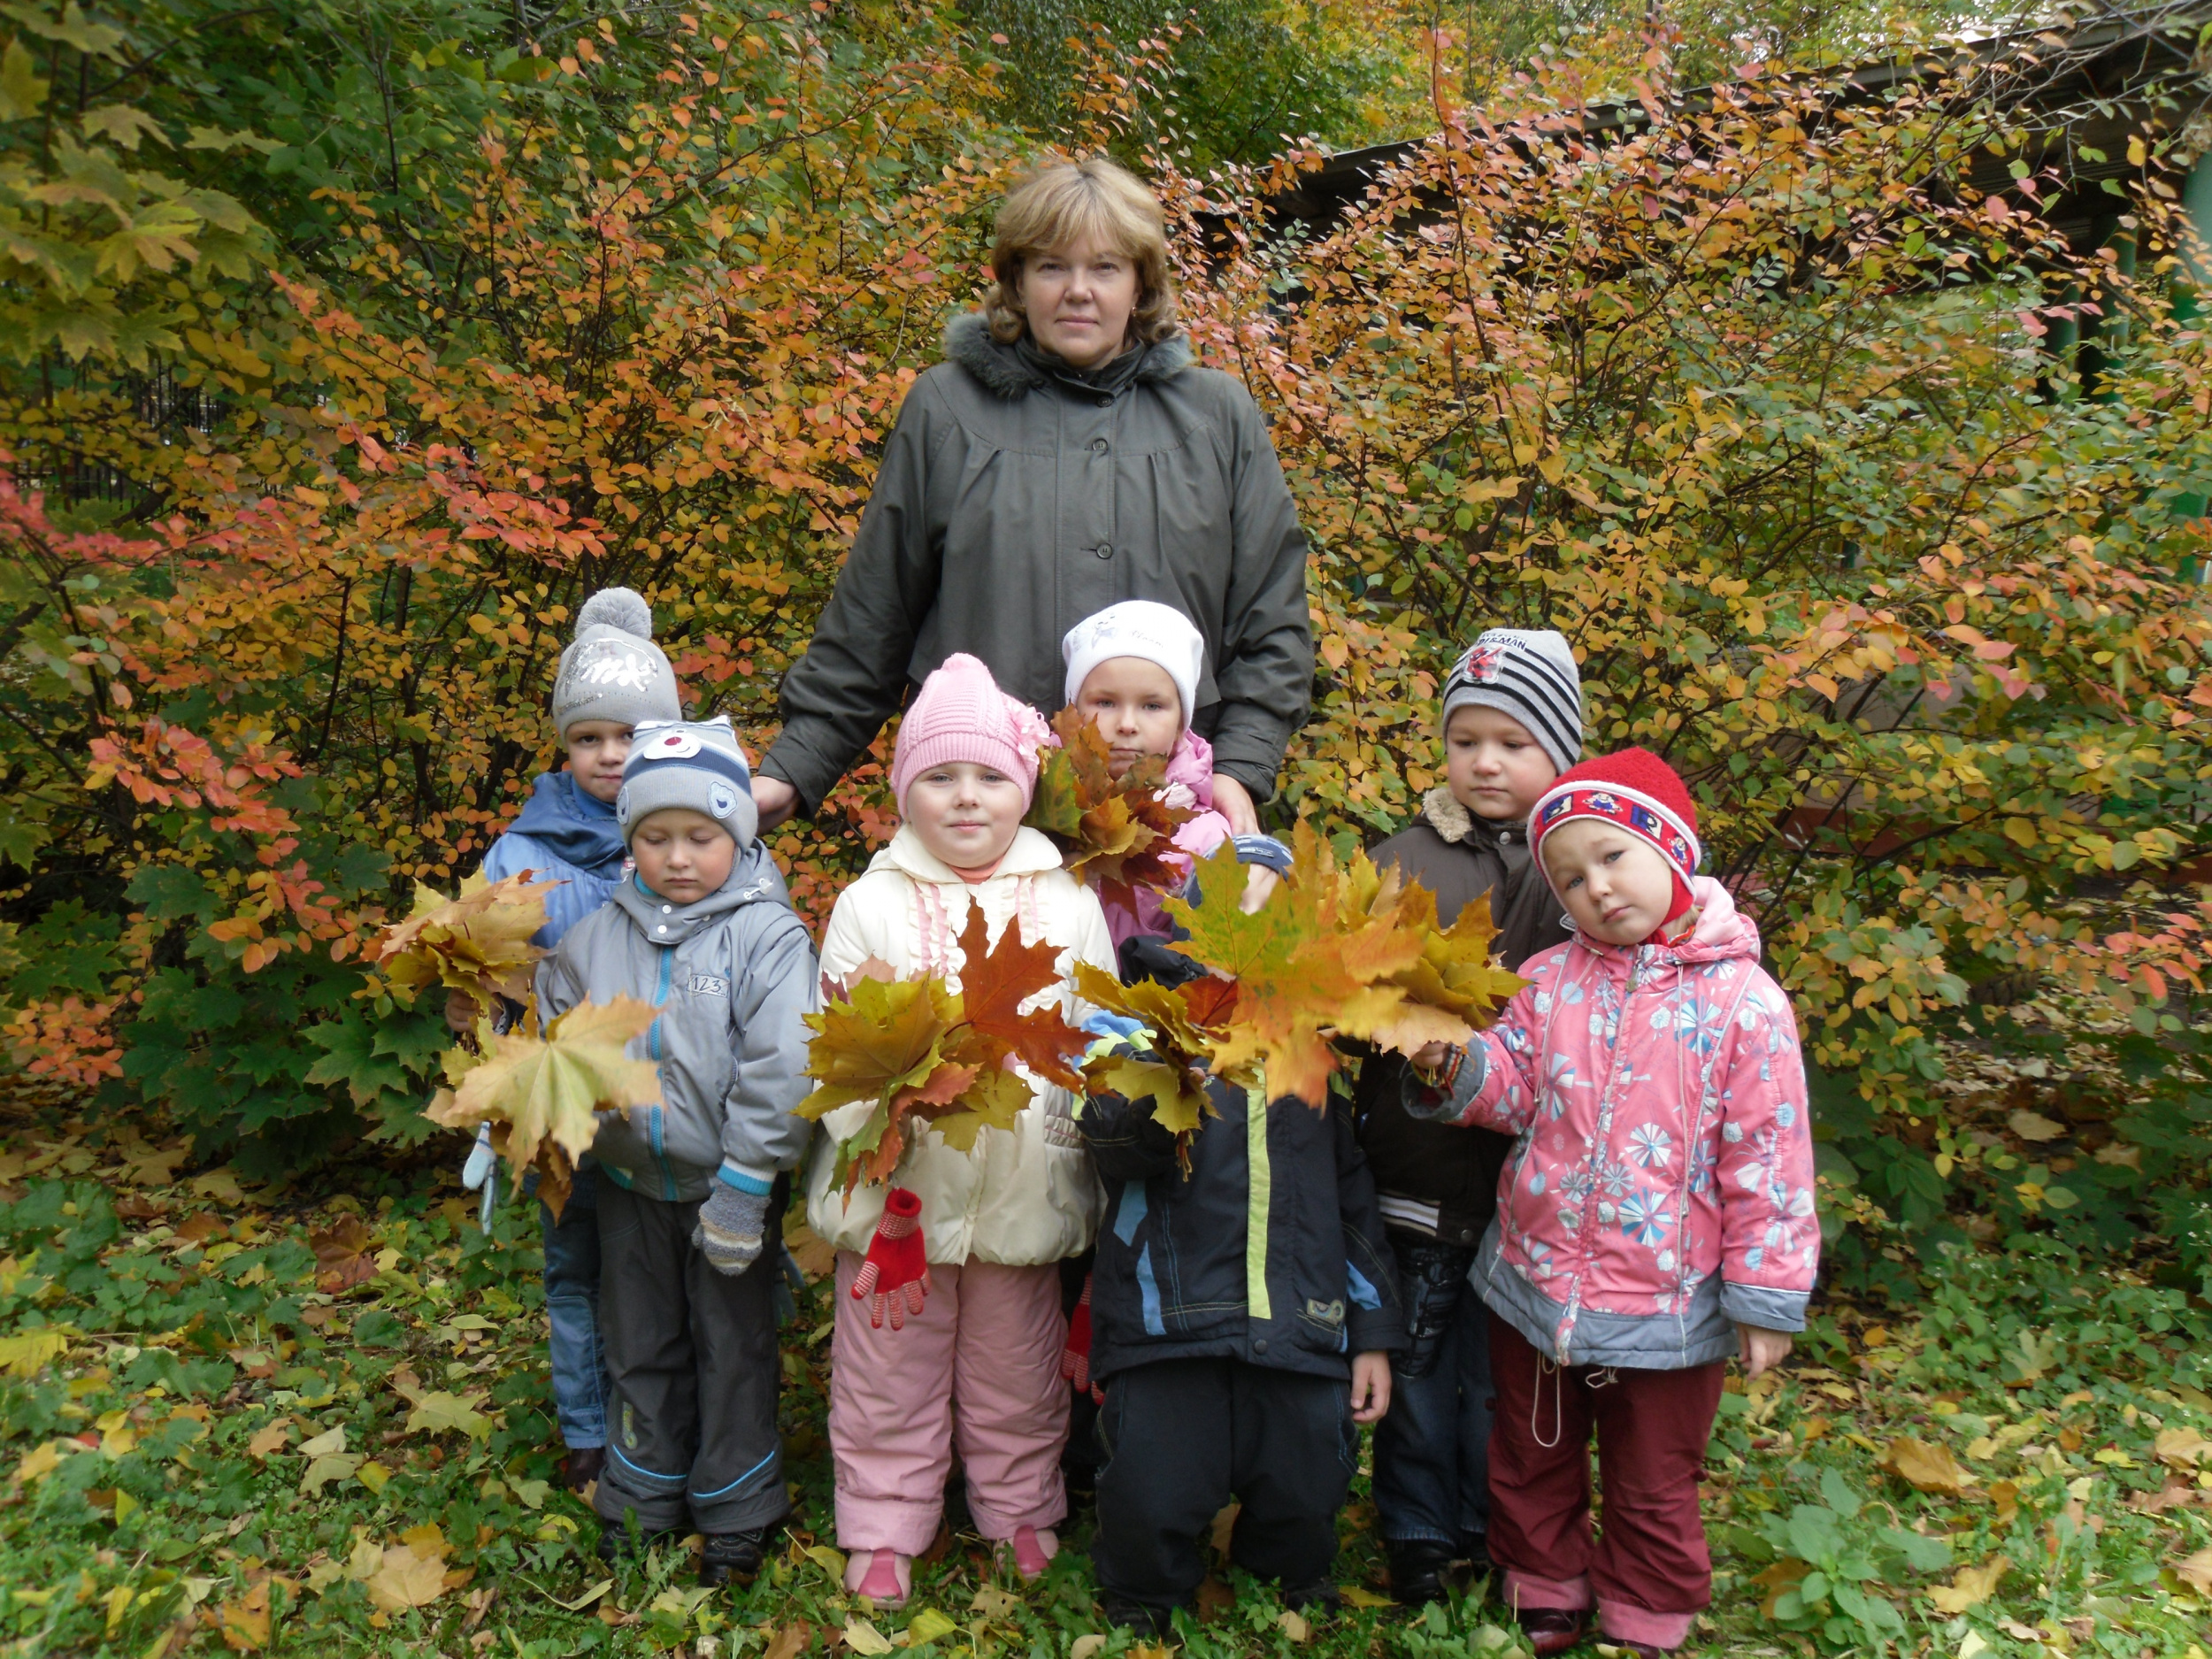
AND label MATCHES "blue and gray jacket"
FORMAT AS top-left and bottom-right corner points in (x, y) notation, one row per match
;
(1078, 939), (1406, 1384)
(481, 771), (631, 947)
(535, 841), (818, 1204)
